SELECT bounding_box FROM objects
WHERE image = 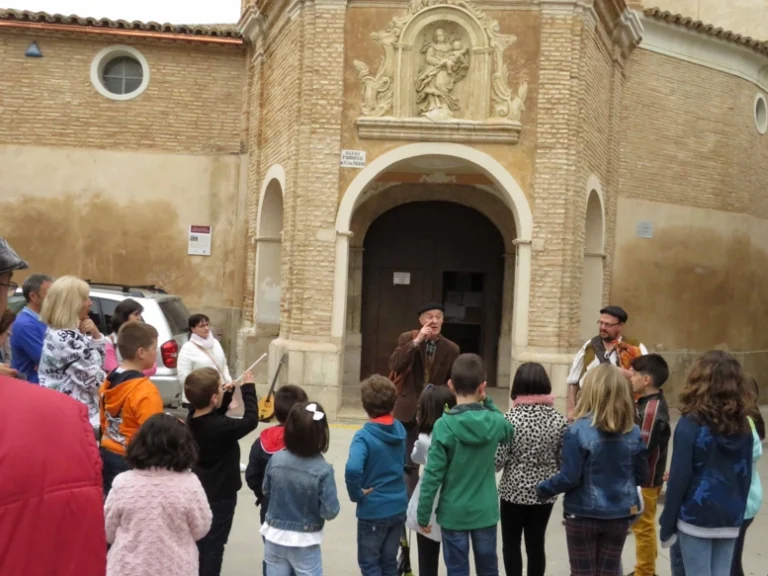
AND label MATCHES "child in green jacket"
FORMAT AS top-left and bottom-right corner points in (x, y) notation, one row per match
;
(417, 353), (514, 575)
